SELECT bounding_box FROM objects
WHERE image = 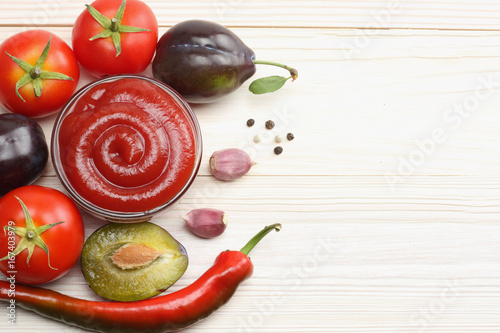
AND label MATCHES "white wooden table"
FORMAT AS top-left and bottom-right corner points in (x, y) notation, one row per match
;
(2, 1), (500, 332)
